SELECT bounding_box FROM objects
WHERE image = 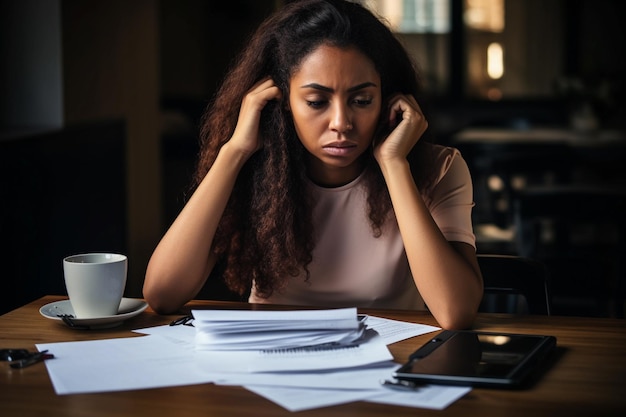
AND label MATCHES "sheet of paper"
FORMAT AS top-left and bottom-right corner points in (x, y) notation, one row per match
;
(368, 385), (472, 410)
(134, 323), (196, 344)
(245, 384), (471, 412)
(211, 361), (400, 389)
(194, 329), (393, 373)
(365, 316), (440, 344)
(36, 335), (213, 395)
(192, 307), (358, 322)
(214, 365), (471, 410)
(246, 385), (380, 412)
(195, 326), (365, 350)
